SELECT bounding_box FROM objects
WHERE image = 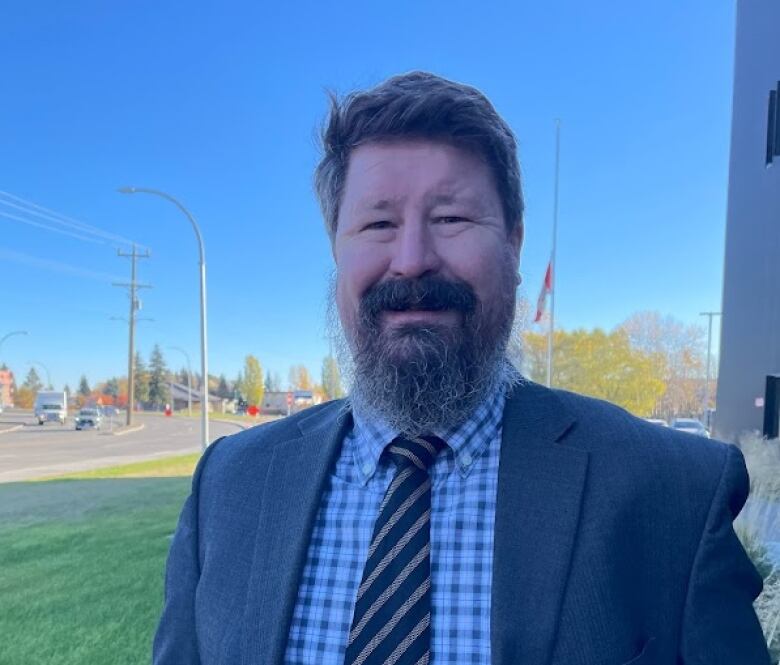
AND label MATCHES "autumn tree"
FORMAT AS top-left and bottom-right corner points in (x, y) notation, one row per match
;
(241, 355), (264, 406)
(148, 344), (170, 408)
(288, 365), (313, 391)
(619, 311), (707, 419)
(321, 355), (344, 400)
(524, 327), (666, 417)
